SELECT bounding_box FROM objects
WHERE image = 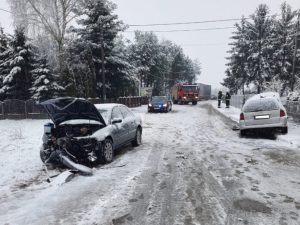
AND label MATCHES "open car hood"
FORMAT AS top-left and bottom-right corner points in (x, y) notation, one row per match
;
(41, 98), (106, 126)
